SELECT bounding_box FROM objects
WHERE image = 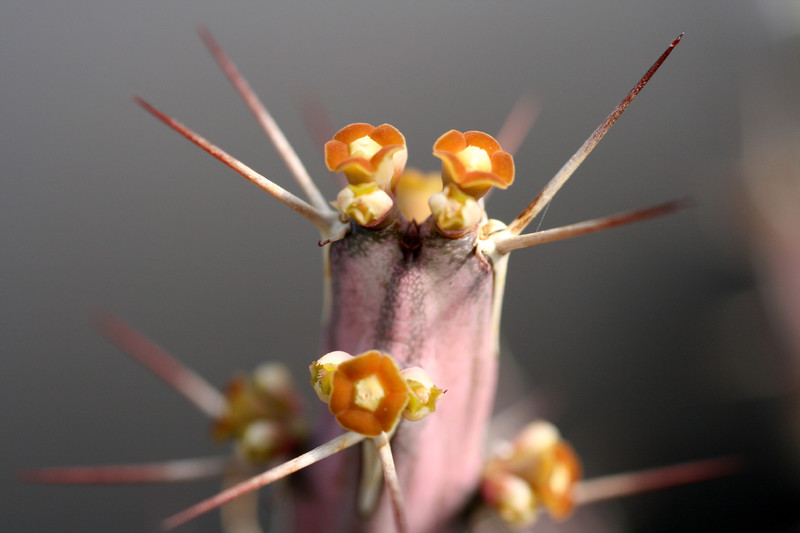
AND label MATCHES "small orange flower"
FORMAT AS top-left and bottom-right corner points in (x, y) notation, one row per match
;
(527, 440), (581, 520)
(433, 130), (514, 199)
(325, 123), (408, 190)
(328, 350), (410, 437)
